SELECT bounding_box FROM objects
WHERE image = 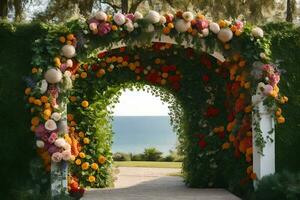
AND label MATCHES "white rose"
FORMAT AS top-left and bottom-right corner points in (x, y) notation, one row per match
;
(159, 16), (166, 24)
(182, 11), (194, 22)
(44, 68), (62, 84)
(175, 19), (191, 33)
(66, 59), (73, 68)
(202, 28), (209, 37)
(45, 119), (57, 131)
(54, 138), (66, 148)
(113, 13), (126, 25)
(124, 21), (134, 32)
(252, 27), (264, 38)
(61, 45), (76, 58)
(89, 22), (98, 31)
(217, 28), (233, 43)
(39, 79), (48, 94)
(51, 112), (61, 121)
(134, 11), (143, 20)
(145, 10), (160, 23)
(95, 11), (107, 21)
(36, 140), (45, 148)
(209, 22), (220, 34)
